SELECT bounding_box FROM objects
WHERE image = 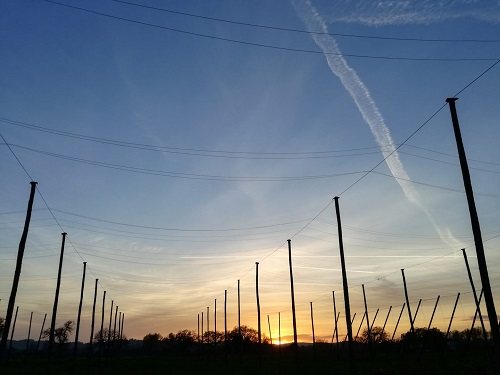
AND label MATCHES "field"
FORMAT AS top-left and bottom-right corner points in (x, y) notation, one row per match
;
(1, 348), (498, 375)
